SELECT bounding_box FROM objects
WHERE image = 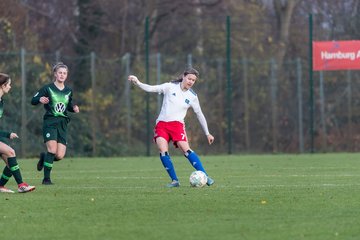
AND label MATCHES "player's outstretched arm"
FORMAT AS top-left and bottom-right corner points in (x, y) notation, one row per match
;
(128, 75), (141, 85)
(127, 75), (163, 93)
